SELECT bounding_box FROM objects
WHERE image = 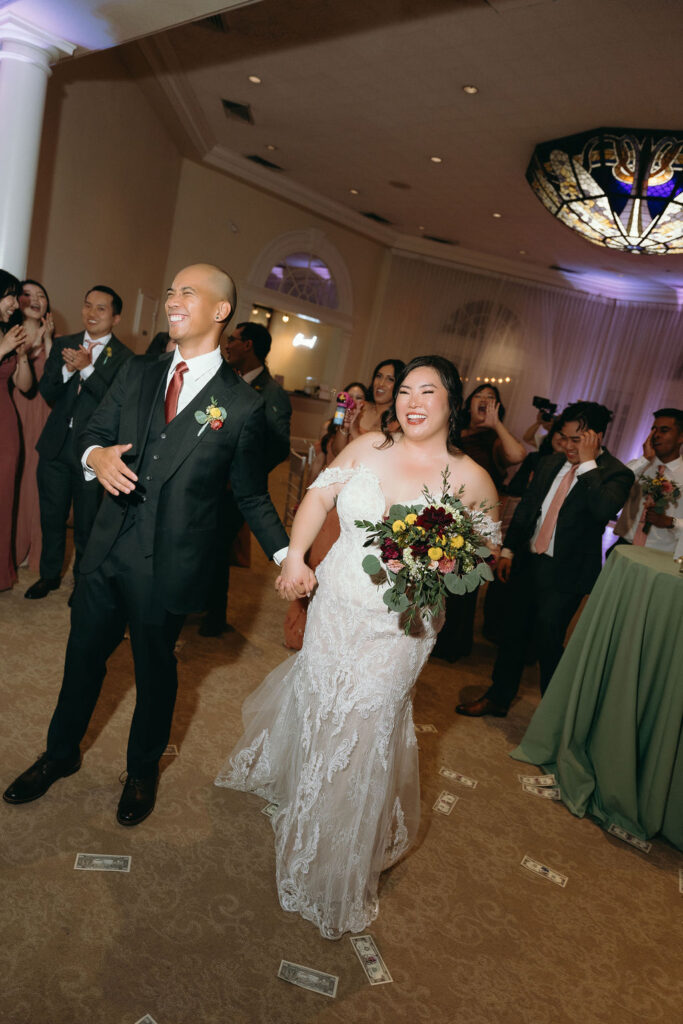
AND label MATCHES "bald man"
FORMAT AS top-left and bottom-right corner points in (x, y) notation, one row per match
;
(4, 265), (289, 826)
